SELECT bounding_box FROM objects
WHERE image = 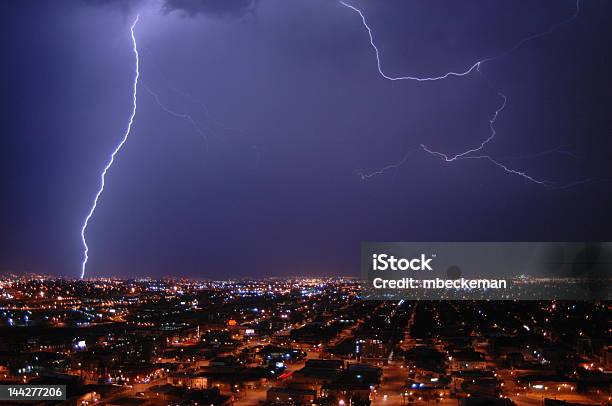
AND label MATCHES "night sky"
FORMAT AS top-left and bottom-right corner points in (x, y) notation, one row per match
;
(1, 0), (611, 279)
